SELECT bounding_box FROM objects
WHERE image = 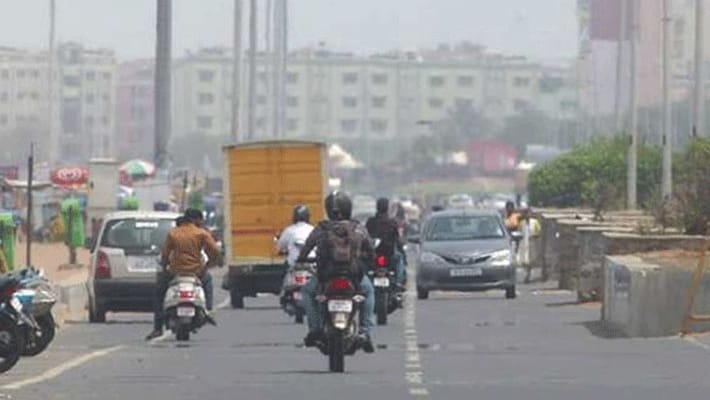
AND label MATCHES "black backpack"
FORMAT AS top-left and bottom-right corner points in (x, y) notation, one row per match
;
(321, 221), (362, 278)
